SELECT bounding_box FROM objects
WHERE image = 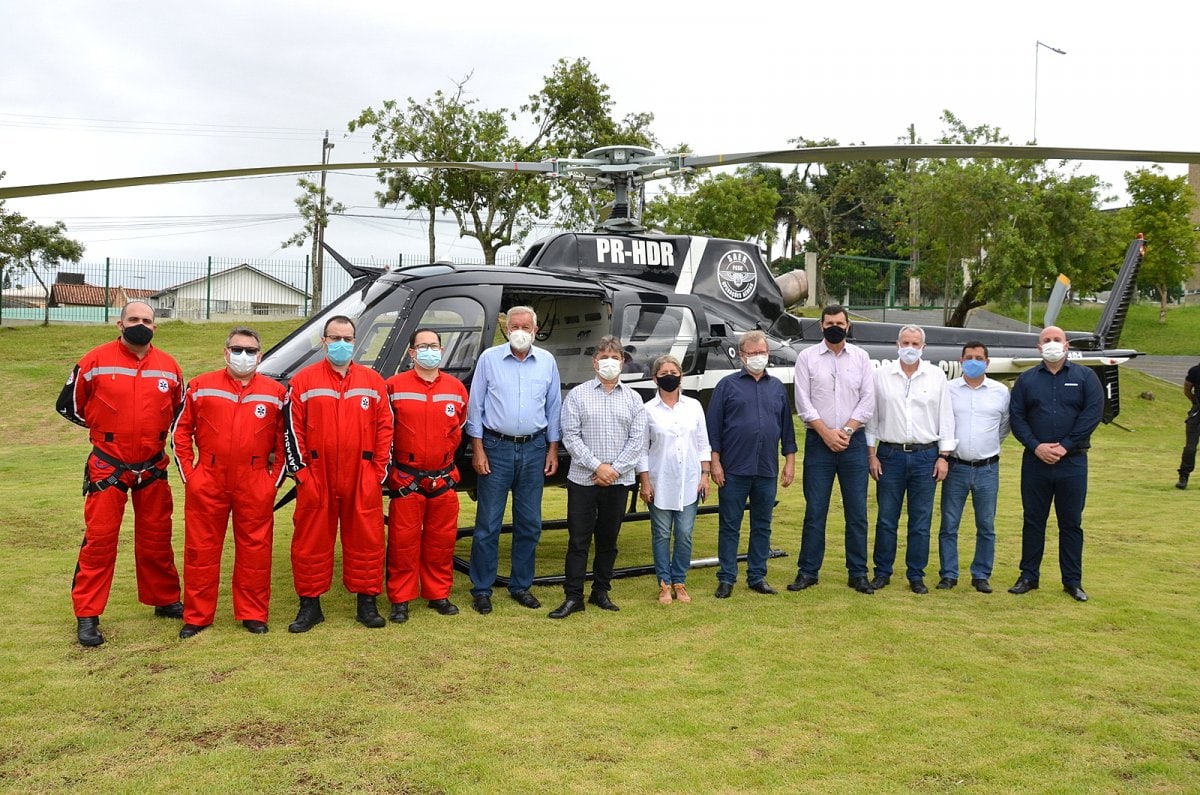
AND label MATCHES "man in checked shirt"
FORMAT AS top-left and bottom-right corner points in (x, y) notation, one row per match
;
(550, 336), (647, 619)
